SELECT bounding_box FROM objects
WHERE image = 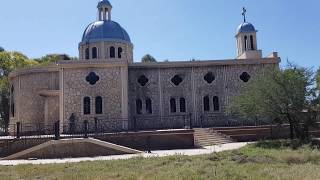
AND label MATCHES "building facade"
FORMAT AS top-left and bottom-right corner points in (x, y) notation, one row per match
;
(9, 1), (280, 133)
